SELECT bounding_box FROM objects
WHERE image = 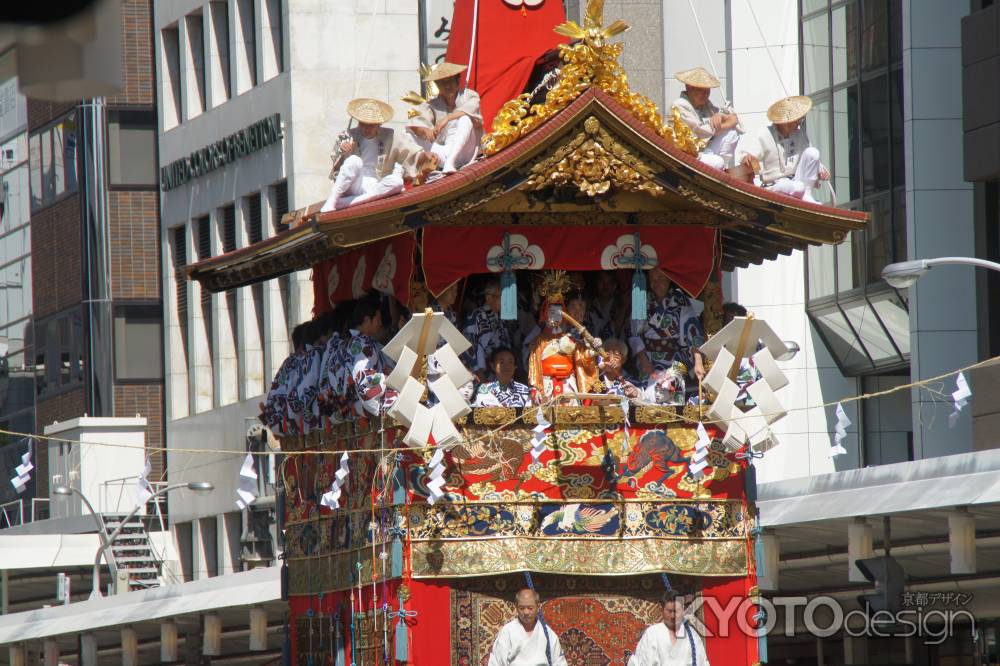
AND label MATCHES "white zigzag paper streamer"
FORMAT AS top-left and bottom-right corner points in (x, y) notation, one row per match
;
(10, 445), (32, 493)
(829, 402), (850, 458)
(426, 448), (447, 505)
(321, 452), (350, 509)
(531, 407), (551, 463)
(620, 397), (632, 454)
(235, 453), (259, 509)
(688, 422), (712, 480)
(949, 372), (972, 429)
(135, 456), (154, 505)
